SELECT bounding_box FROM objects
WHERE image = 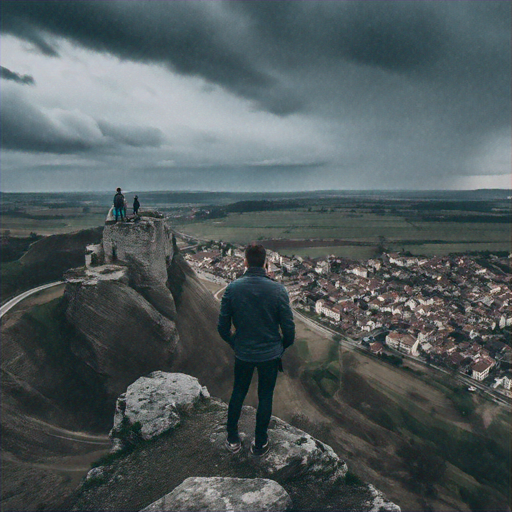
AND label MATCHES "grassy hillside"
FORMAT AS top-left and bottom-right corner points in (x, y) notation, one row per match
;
(298, 346), (511, 511)
(1, 227), (103, 301)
